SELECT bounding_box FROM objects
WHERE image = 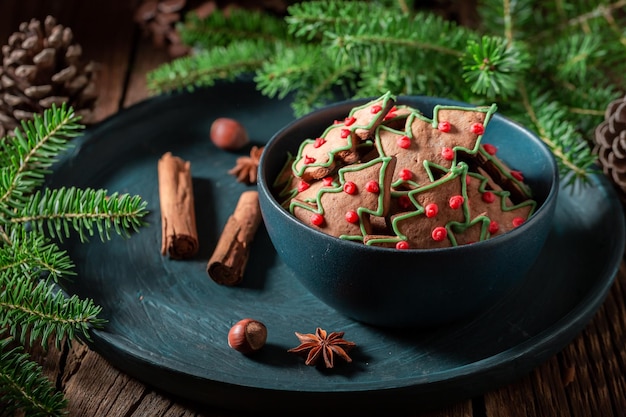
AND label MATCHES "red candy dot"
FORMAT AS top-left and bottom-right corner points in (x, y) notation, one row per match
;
(489, 220), (499, 234)
(438, 121), (451, 132)
(398, 195), (412, 209)
(512, 217), (525, 227)
(322, 177), (333, 186)
(511, 170), (524, 181)
(471, 123), (485, 135)
(304, 155), (315, 165)
(371, 104), (383, 114)
(340, 129), (351, 138)
(425, 203), (439, 218)
(383, 106), (398, 120)
(365, 180), (380, 193)
(449, 195), (464, 209)
(441, 147), (454, 161)
(396, 240), (409, 250)
(399, 169), (413, 181)
(313, 137), (326, 148)
(310, 213), (324, 226)
(343, 181), (357, 195)
(483, 143), (497, 155)
(397, 135), (411, 149)
(482, 191), (496, 203)
(344, 116), (356, 126)
(345, 210), (359, 223)
(432, 226), (447, 241)
(297, 181), (310, 192)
